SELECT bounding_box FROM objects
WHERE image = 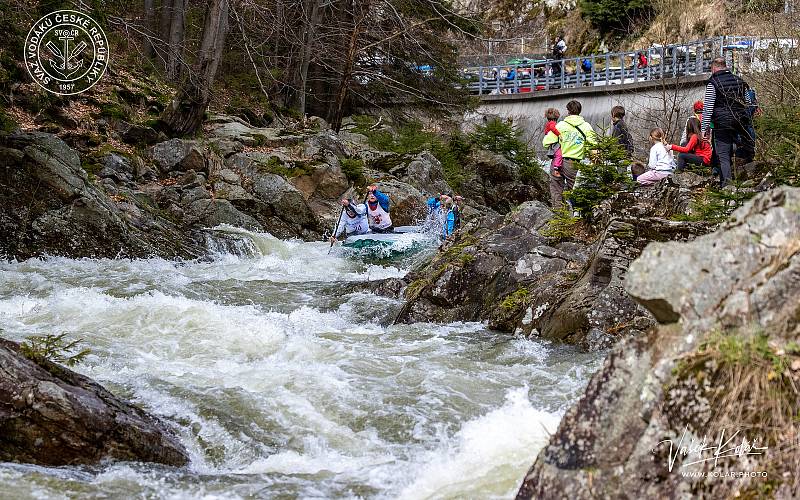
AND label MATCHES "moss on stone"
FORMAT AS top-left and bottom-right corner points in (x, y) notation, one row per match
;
(255, 155), (313, 178)
(500, 288), (530, 311)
